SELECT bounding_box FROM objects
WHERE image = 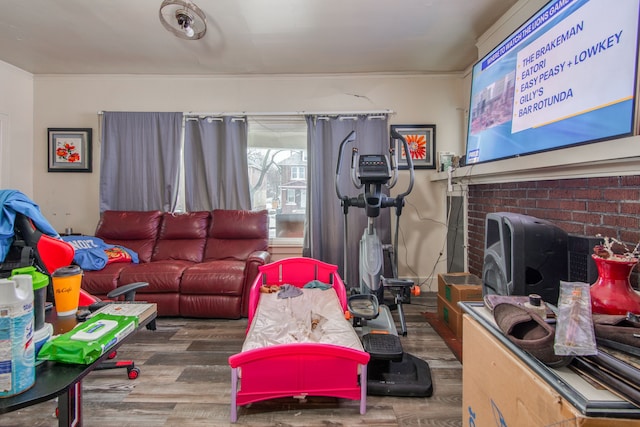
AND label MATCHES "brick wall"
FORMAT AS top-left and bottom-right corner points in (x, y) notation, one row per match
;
(467, 175), (640, 286)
